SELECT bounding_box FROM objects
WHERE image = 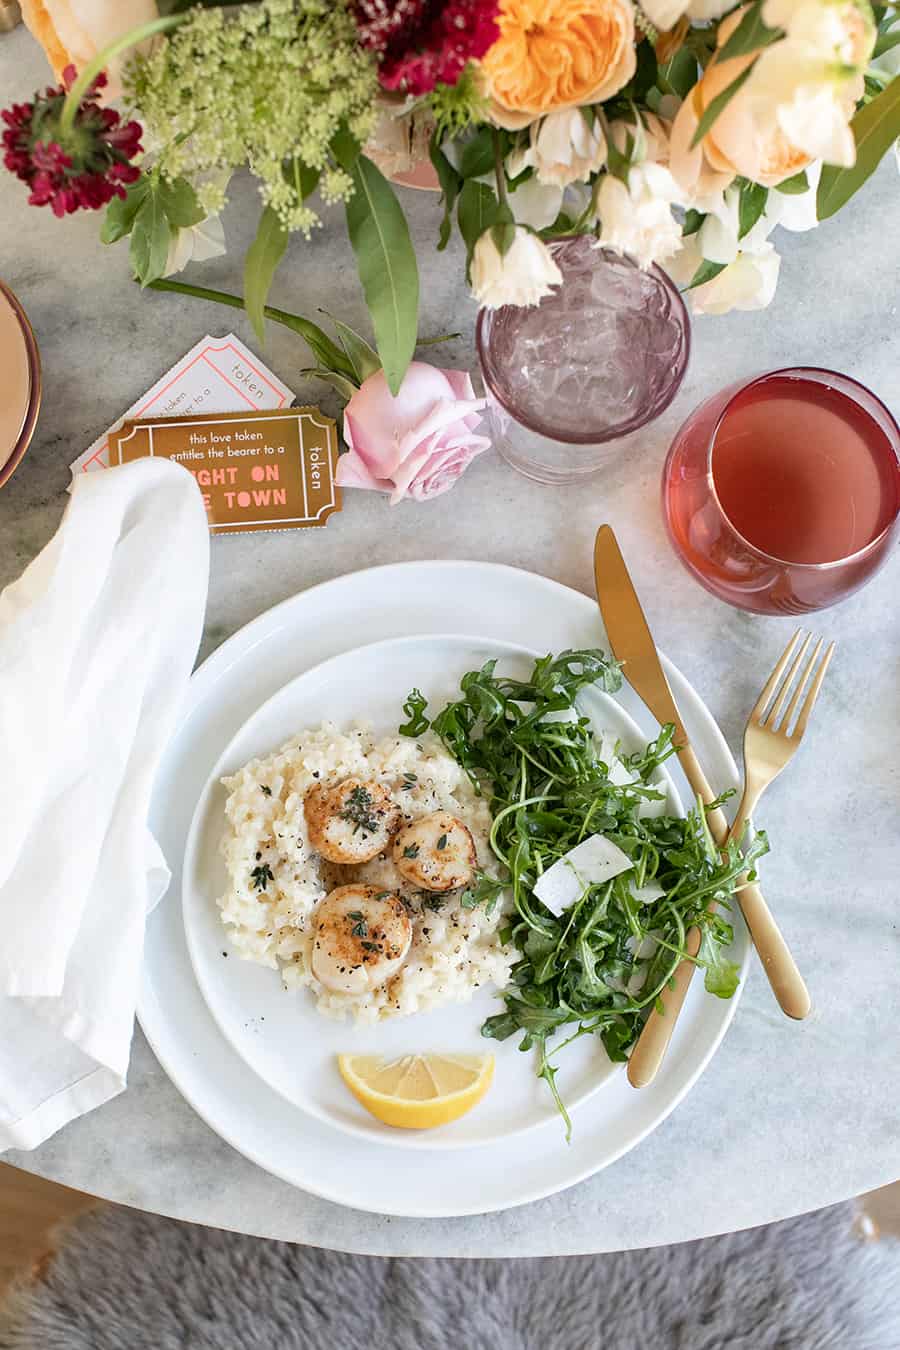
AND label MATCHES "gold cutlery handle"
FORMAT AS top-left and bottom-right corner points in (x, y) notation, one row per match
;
(626, 927), (703, 1088)
(626, 741), (809, 1090)
(728, 784), (810, 1021)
